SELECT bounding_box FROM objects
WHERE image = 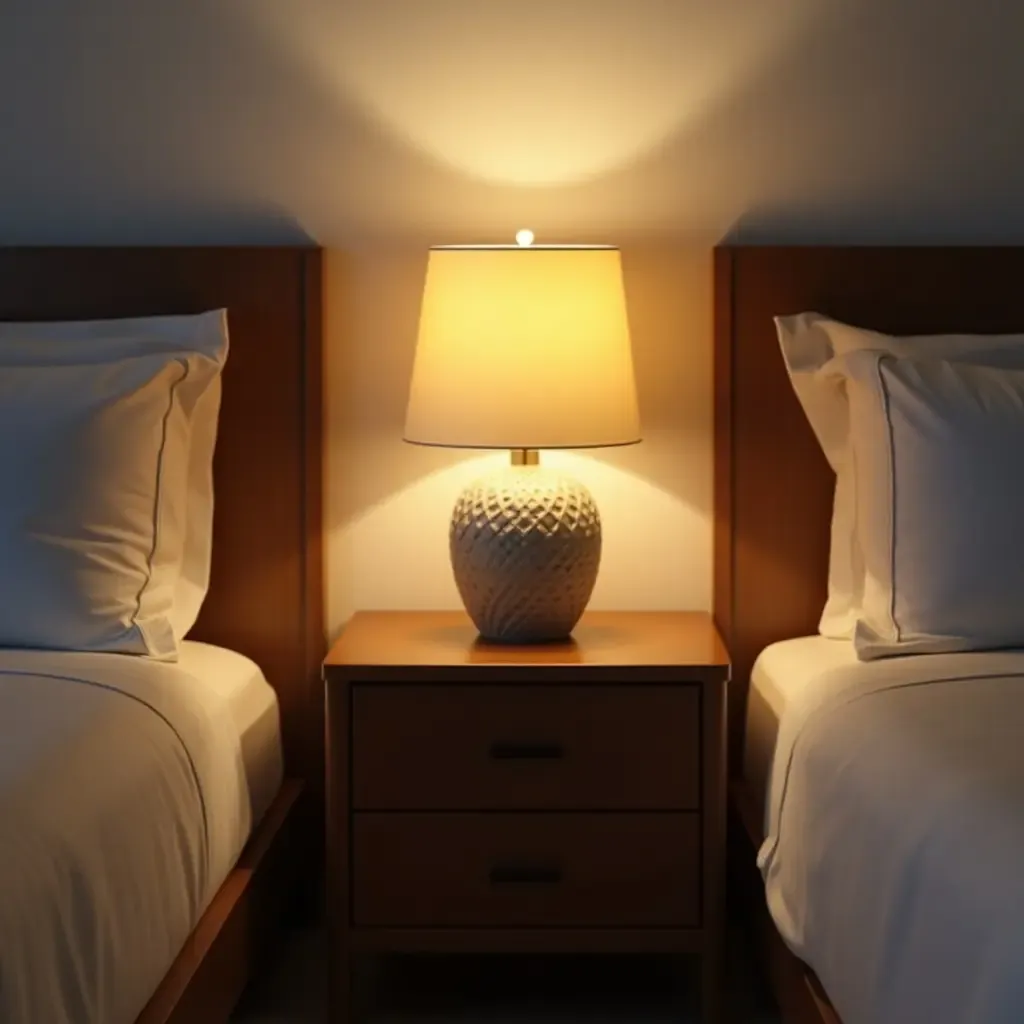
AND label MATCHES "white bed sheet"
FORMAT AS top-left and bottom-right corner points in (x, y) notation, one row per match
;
(178, 640), (283, 826)
(759, 645), (1024, 1024)
(0, 643), (282, 1024)
(743, 635), (857, 808)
